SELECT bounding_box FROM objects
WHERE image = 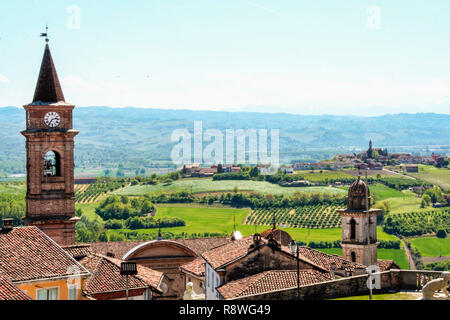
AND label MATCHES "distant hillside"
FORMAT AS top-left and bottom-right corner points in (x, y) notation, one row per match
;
(0, 106), (449, 175)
